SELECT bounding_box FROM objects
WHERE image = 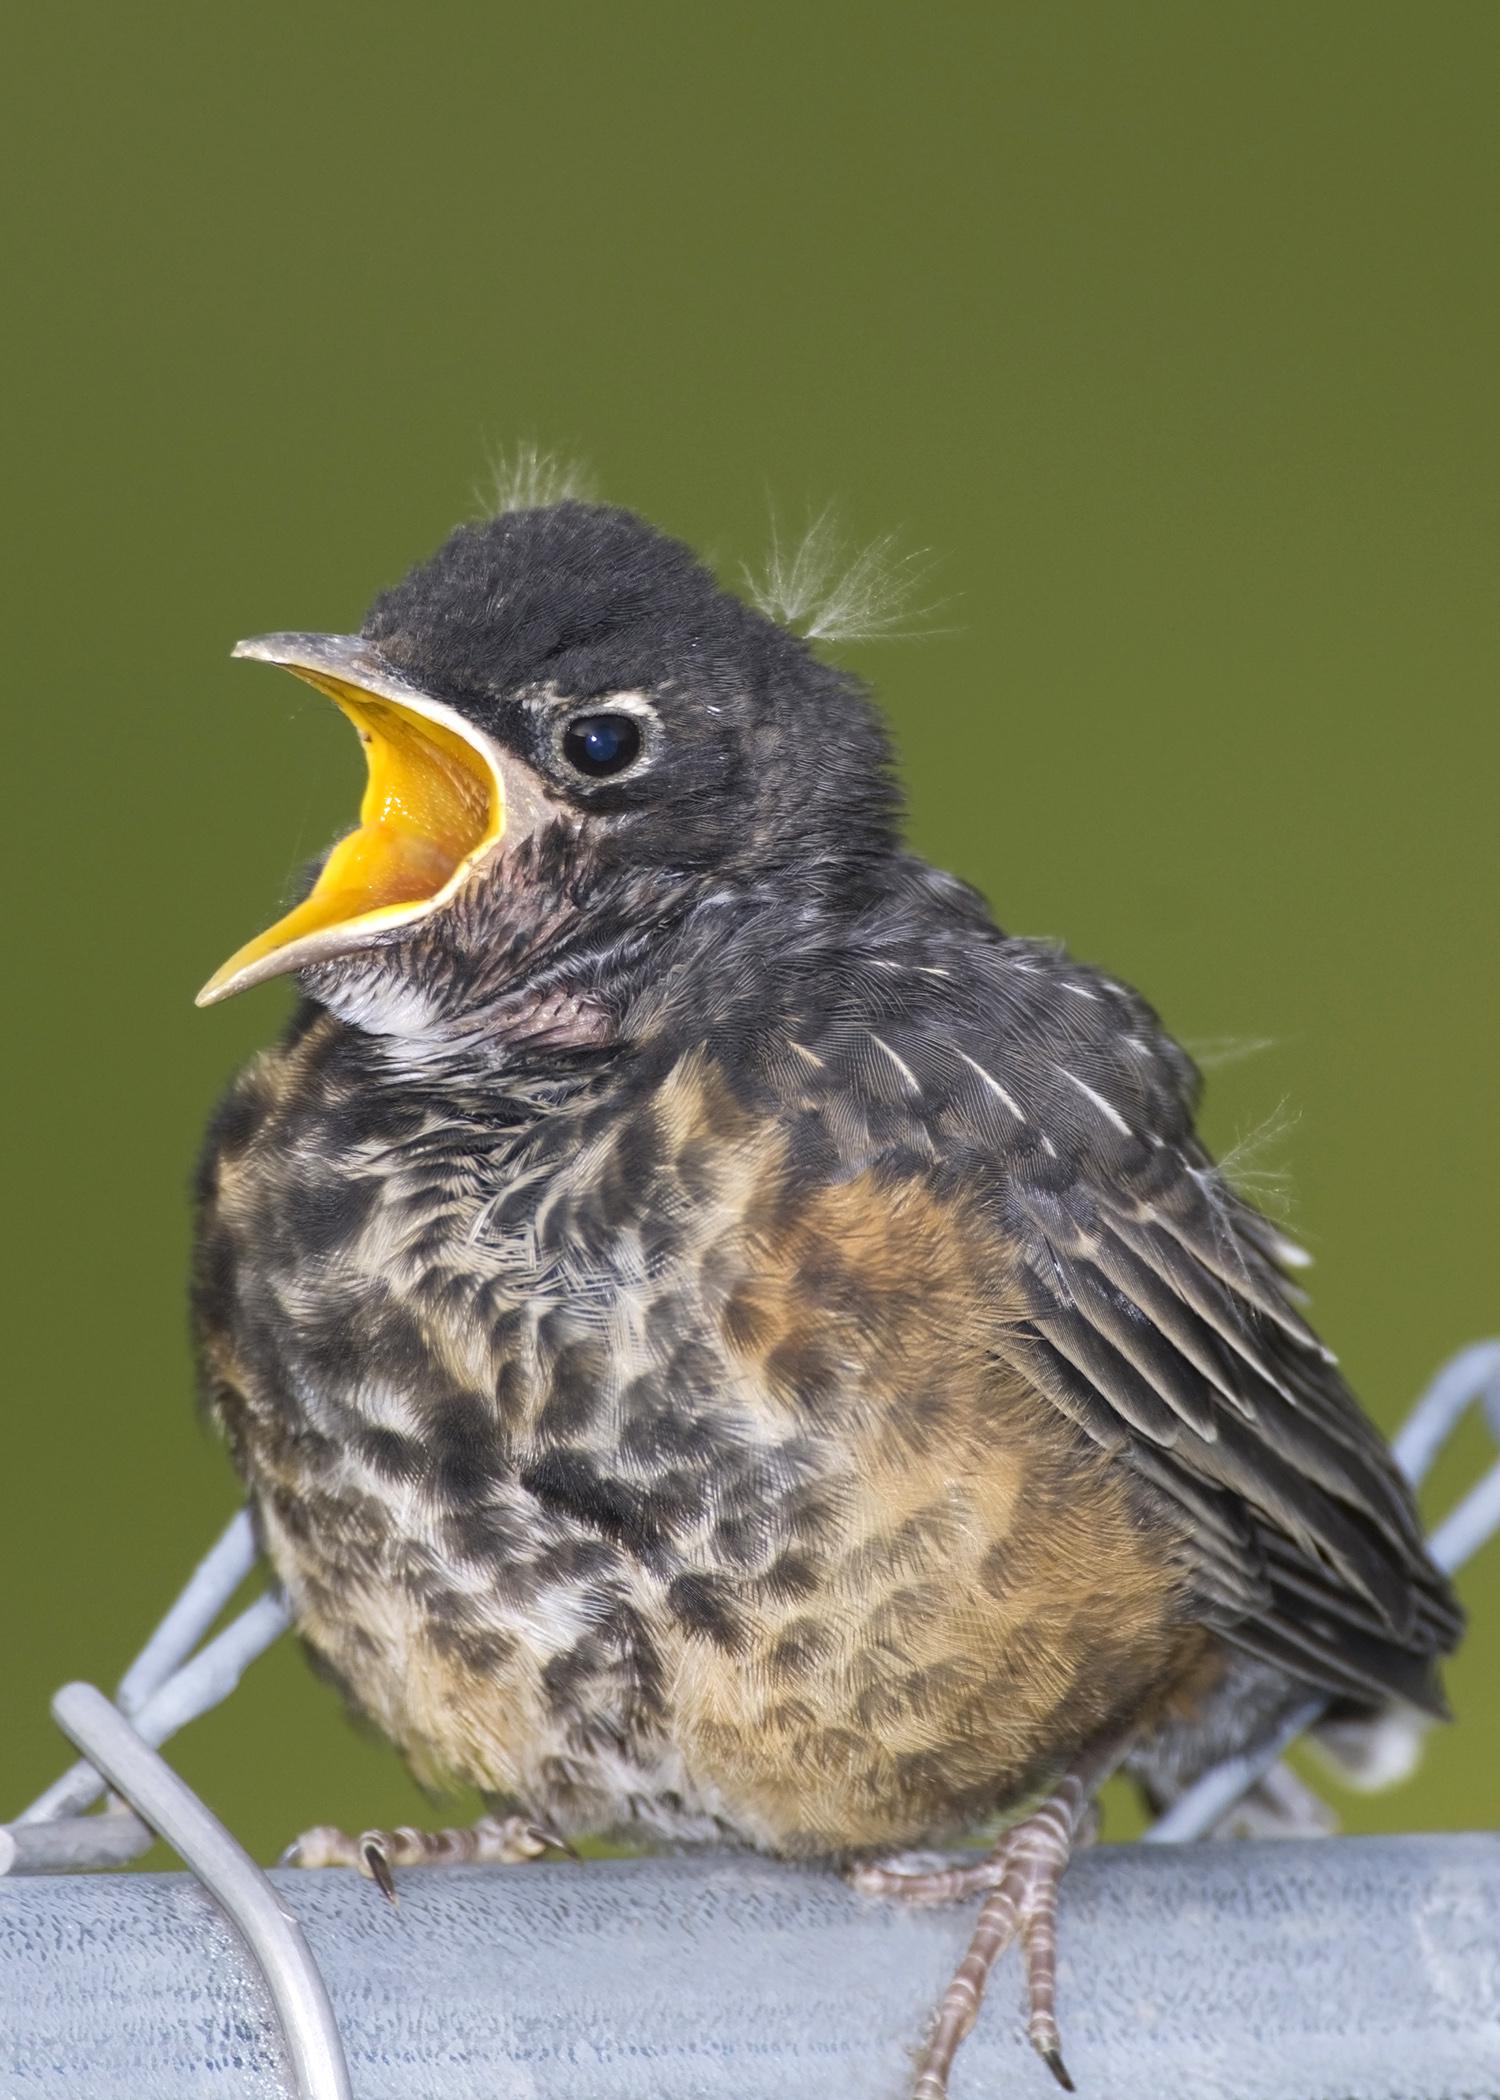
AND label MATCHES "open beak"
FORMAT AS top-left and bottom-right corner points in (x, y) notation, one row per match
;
(196, 634), (512, 1006)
